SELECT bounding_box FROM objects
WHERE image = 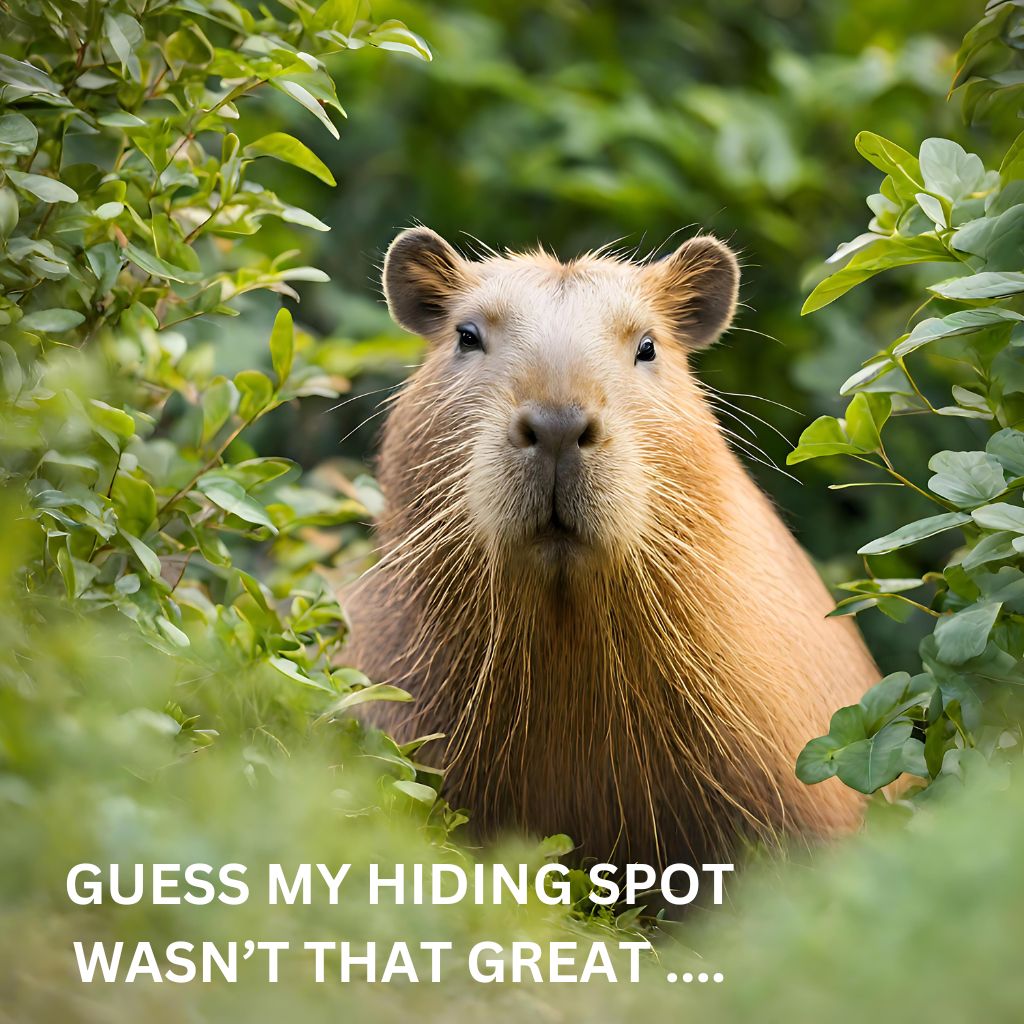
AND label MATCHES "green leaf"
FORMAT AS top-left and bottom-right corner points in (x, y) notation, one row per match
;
(244, 133), (336, 186)
(196, 476), (278, 532)
(795, 735), (843, 784)
(803, 234), (955, 314)
(962, 531), (1019, 570)
(0, 55), (66, 100)
(999, 128), (1024, 184)
(834, 721), (915, 794)
(972, 502), (1024, 534)
(268, 655), (333, 692)
(269, 307), (294, 384)
(927, 451), (1006, 508)
(18, 309), (85, 333)
(918, 138), (986, 202)
(121, 530), (162, 578)
(839, 358), (894, 395)
(392, 779), (438, 805)
(854, 131), (923, 200)
(112, 473), (157, 537)
(367, 20), (433, 61)
(844, 392), (891, 452)
(858, 512), (972, 555)
(0, 188), (17, 239)
(104, 12), (142, 78)
(987, 429), (1024, 477)
(271, 79), (340, 140)
(156, 616), (190, 647)
(5, 169), (77, 204)
(828, 704), (868, 745)
(201, 376), (239, 444)
(929, 272), (1024, 300)
(235, 369), (276, 420)
(123, 242), (202, 283)
(535, 833), (575, 859)
(325, 683), (413, 716)
(786, 416), (860, 464)
(914, 191), (947, 228)
(88, 399), (136, 442)
(894, 309), (1024, 359)
(0, 113), (38, 155)
(859, 672), (914, 731)
(934, 602), (1002, 665)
